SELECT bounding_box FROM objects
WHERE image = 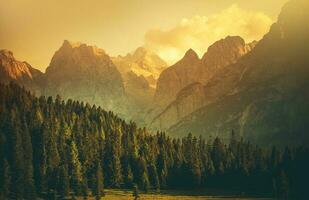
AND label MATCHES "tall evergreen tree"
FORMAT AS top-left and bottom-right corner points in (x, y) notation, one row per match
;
(7, 108), (25, 199)
(21, 116), (36, 199)
(57, 164), (70, 198)
(93, 161), (104, 200)
(0, 159), (11, 199)
(69, 141), (83, 195)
